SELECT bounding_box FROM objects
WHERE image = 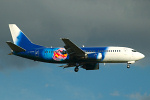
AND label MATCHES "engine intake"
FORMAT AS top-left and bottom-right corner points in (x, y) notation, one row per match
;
(85, 53), (102, 60)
